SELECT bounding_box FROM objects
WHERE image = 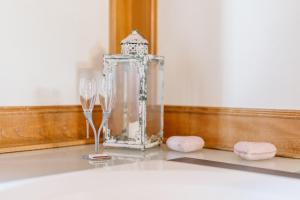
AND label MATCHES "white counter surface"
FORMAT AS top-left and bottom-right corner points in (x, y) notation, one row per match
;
(0, 144), (300, 183)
